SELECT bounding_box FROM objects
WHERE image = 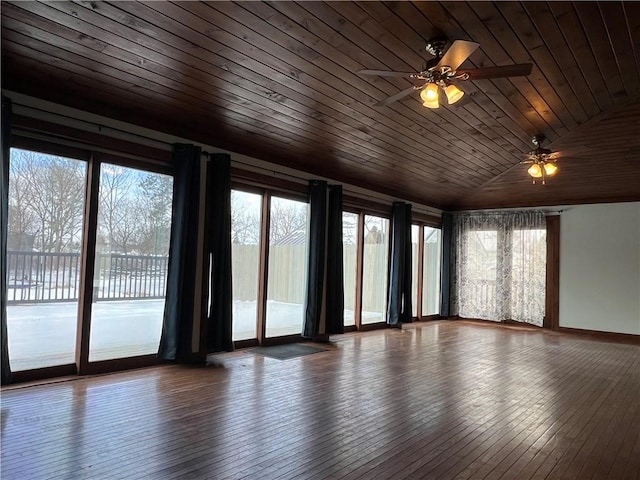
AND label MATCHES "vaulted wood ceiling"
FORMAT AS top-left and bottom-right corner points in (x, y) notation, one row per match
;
(2, 1), (639, 210)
